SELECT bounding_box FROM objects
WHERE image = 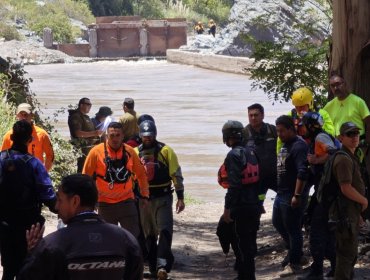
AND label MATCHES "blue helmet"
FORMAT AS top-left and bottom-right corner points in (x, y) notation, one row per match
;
(301, 111), (323, 129)
(139, 120), (157, 138)
(137, 114), (155, 125)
